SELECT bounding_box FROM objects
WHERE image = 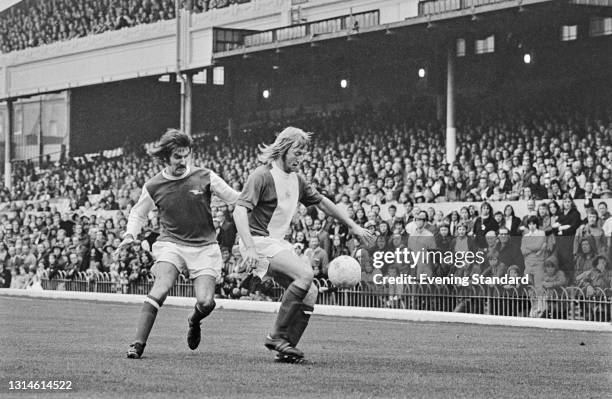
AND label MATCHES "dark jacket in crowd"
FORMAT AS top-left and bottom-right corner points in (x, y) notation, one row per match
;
(472, 216), (499, 248)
